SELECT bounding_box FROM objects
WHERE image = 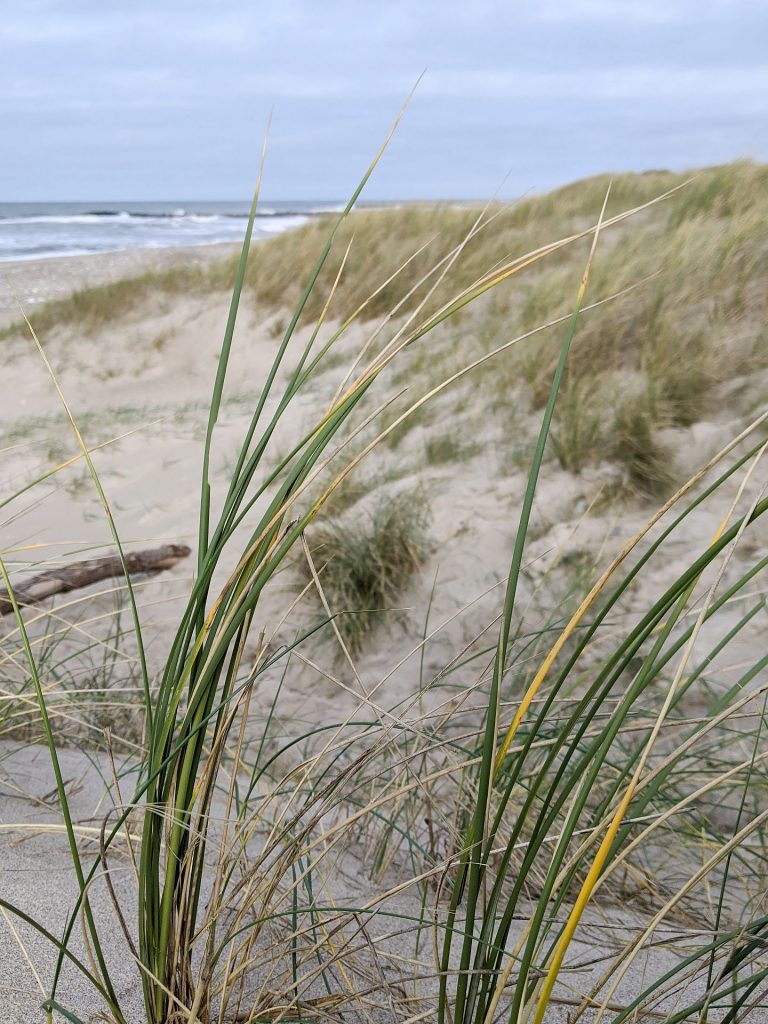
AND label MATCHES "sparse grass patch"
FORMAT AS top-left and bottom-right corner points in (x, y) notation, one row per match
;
(148, 328), (174, 353)
(63, 469), (92, 497)
(551, 377), (607, 473)
(300, 489), (431, 651)
(268, 315), (286, 339)
(0, 260), (234, 340)
(652, 353), (713, 427)
(611, 389), (675, 497)
(318, 471), (372, 515)
(425, 433), (481, 465)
